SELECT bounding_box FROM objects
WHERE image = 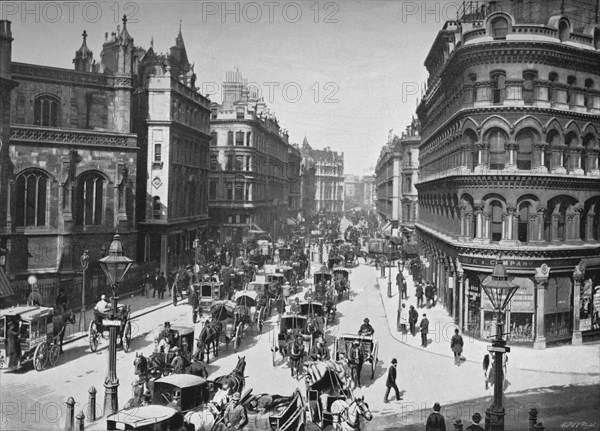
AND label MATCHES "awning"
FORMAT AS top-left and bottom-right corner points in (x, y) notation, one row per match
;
(381, 222), (392, 236)
(0, 267), (14, 299)
(248, 224), (266, 234)
(286, 217), (298, 226)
